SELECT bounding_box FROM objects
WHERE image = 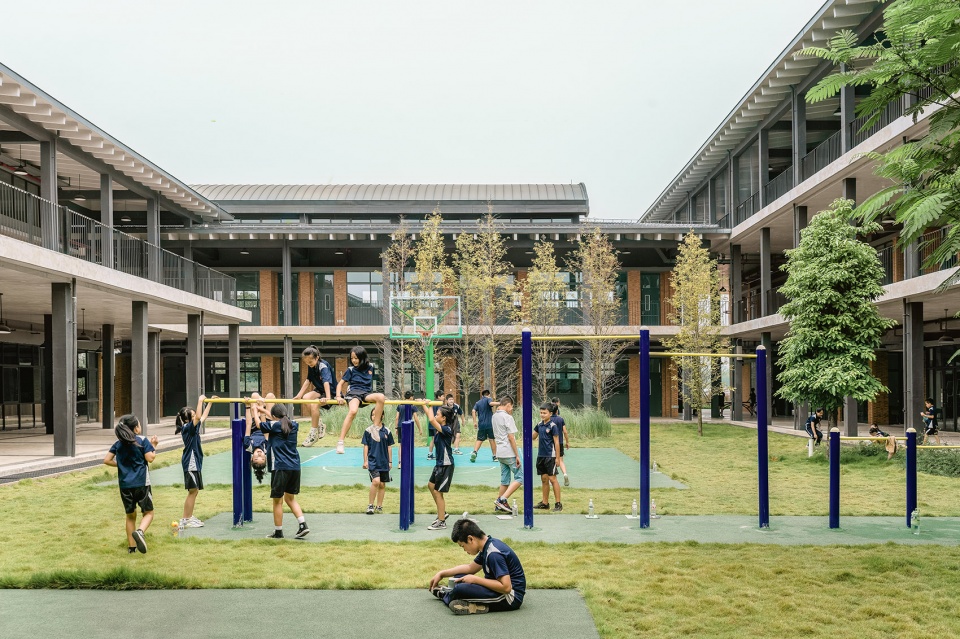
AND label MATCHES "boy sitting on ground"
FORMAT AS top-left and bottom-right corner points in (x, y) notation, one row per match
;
(429, 518), (525, 615)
